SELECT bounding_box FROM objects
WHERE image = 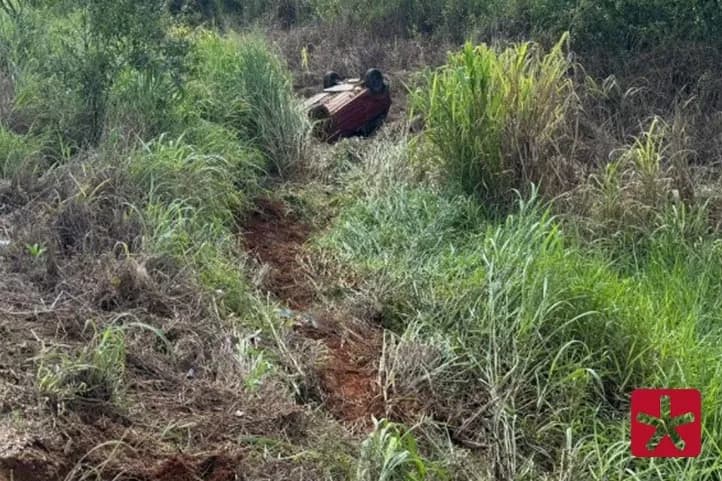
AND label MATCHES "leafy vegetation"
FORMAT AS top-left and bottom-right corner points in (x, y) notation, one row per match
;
(2, 1), (722, 480)
(318, 181), (722, 480)
(181, 0), (722, 57)
(356, 419), (443, 481)
(411, 35), (575, 201)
